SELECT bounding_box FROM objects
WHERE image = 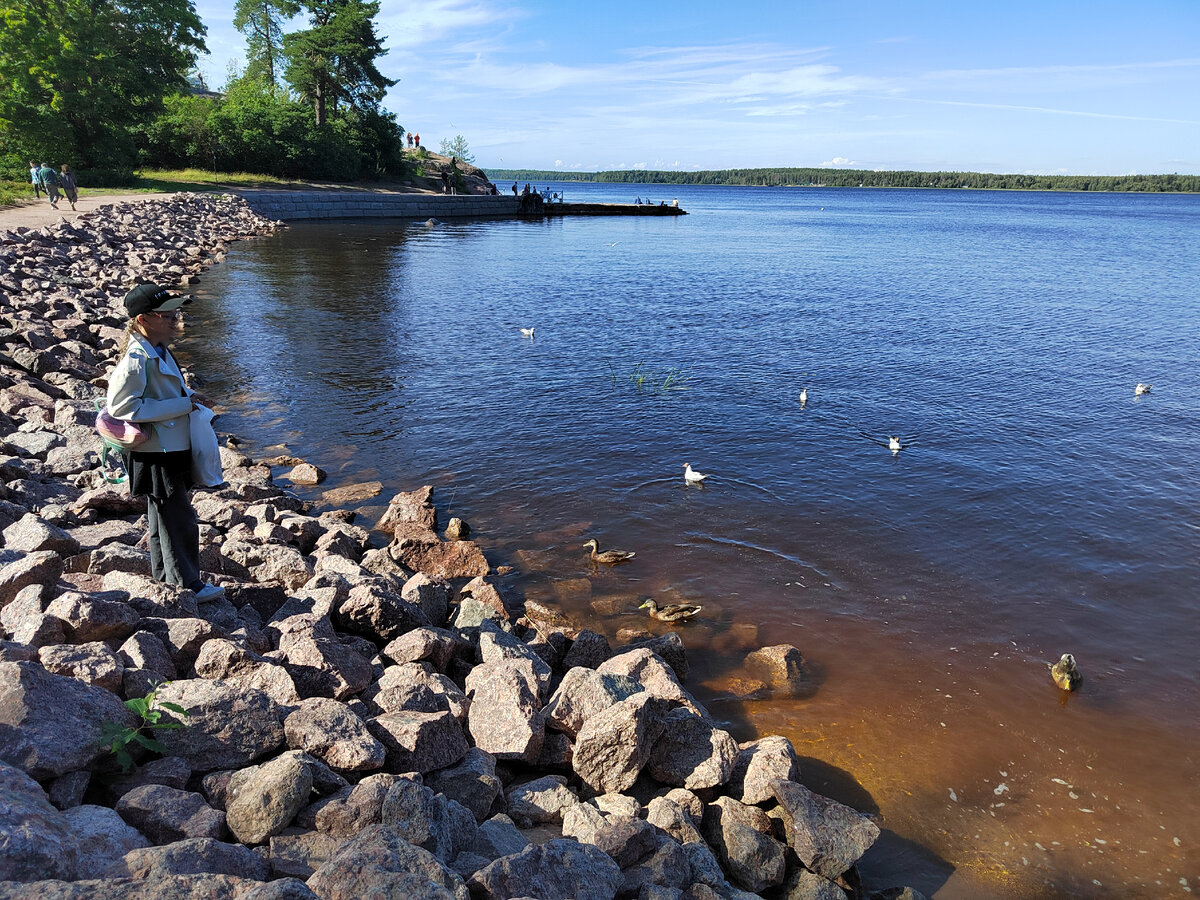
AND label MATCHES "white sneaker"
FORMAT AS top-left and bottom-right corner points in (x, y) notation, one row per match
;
(193, 583), (226, 601)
